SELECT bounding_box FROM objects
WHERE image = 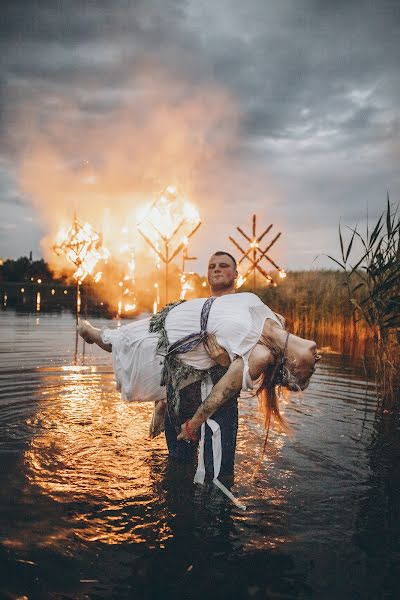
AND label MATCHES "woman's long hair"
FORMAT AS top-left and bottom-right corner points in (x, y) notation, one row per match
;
(252, 336), (291, 479)
(256, 336), (292, 433)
